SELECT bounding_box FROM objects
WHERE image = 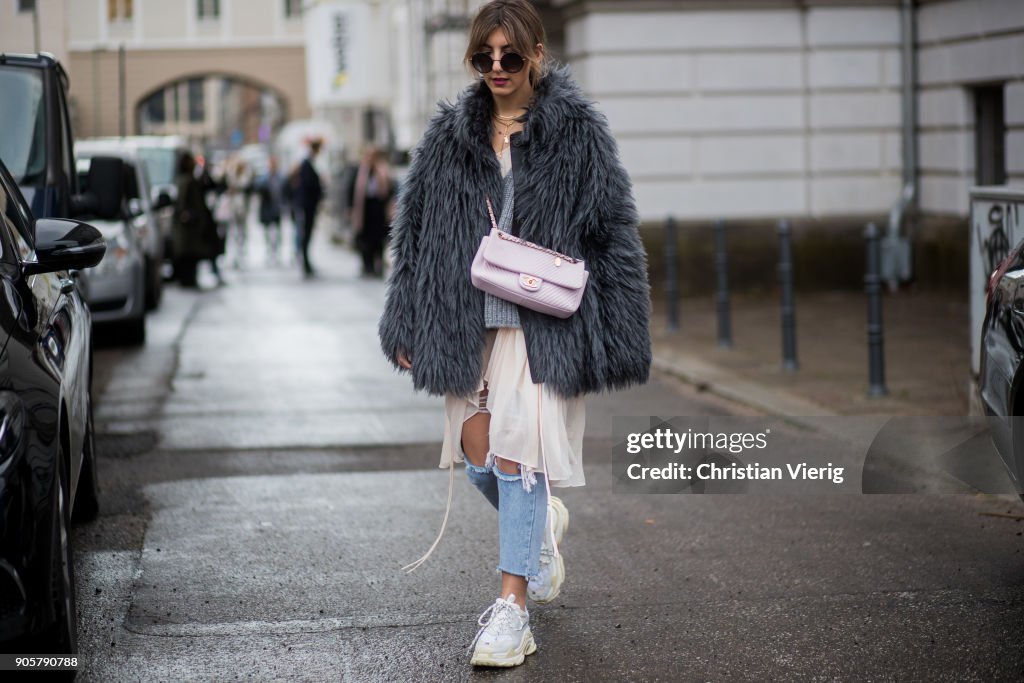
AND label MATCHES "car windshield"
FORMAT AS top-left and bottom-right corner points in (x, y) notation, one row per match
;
(0, 67), (46, 188)
(137, 148), (177, 187)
